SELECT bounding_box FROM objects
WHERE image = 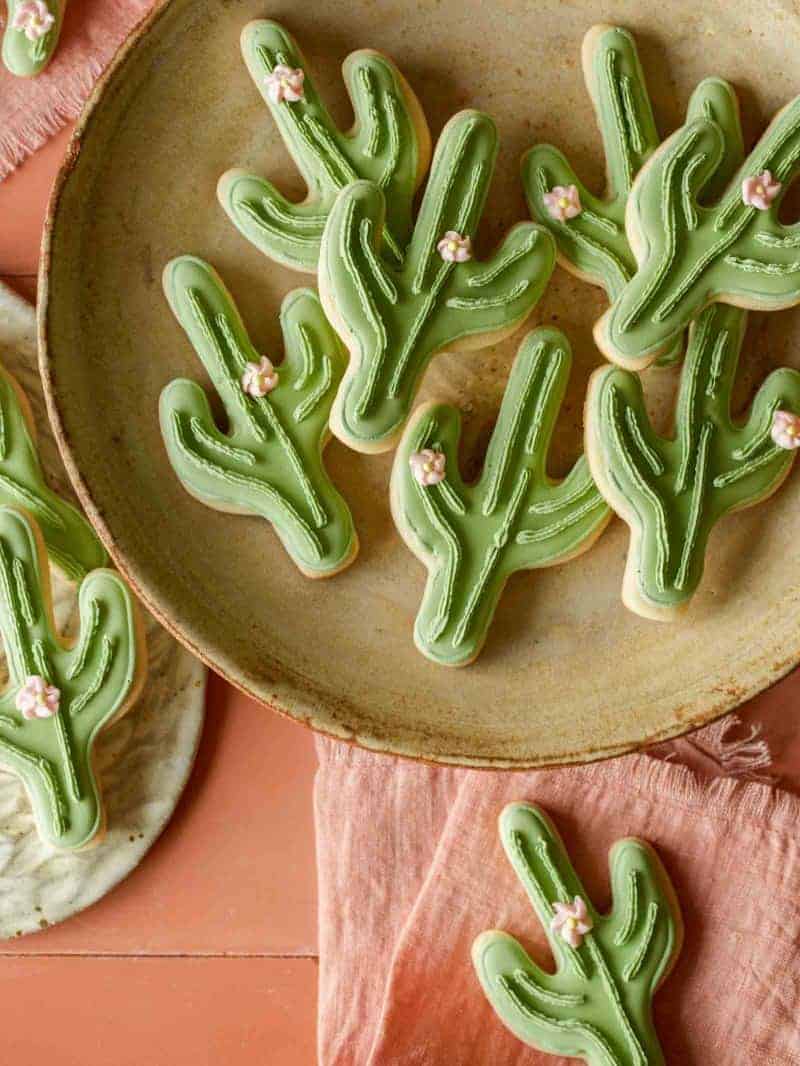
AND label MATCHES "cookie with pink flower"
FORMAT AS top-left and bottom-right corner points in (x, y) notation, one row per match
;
(3, 0), (64, 77)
